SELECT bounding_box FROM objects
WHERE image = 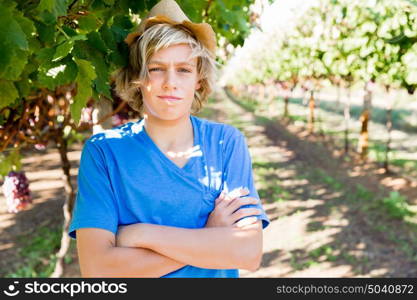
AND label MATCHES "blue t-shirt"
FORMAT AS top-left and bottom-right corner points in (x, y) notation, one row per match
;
(69, 115), (270, 278)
